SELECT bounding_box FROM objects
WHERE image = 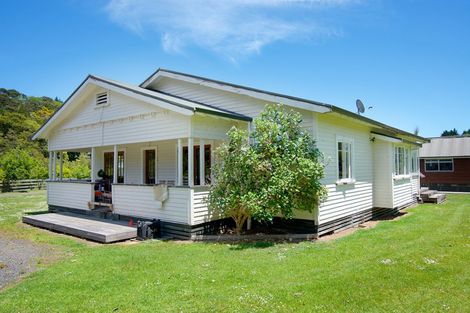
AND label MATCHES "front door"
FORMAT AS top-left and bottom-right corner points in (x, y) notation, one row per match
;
(104, 151), (125, 183)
